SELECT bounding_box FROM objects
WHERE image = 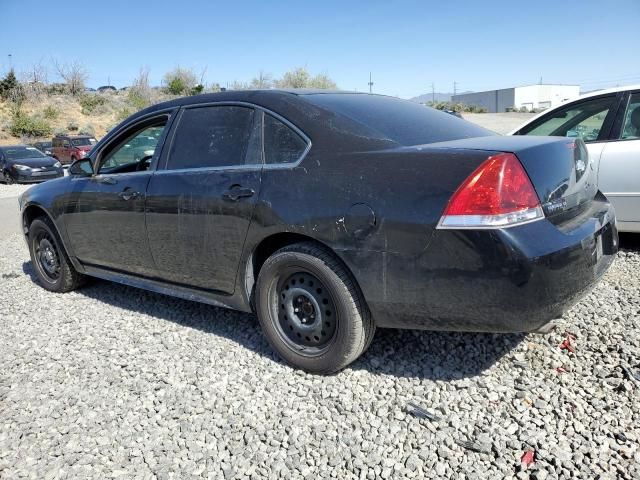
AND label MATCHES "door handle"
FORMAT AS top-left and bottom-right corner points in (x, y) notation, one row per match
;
(223, 186), (255, 201)
(118, 190), (140, 201)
